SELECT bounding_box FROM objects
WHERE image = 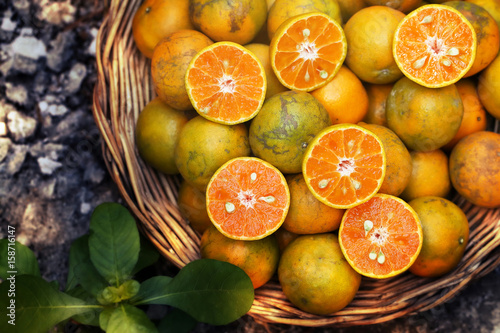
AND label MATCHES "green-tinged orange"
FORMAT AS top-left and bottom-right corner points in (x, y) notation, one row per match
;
(177, 180), (211, 234)
(478, 53), (500, 120)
